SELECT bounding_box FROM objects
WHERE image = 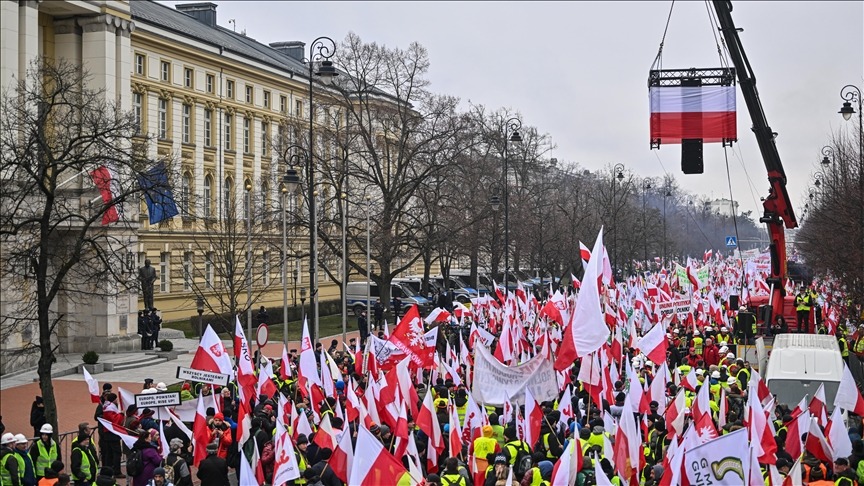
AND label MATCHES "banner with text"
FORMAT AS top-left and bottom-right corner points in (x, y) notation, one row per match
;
(657, 298), (693, 318)
(471, 344), (558, 406)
